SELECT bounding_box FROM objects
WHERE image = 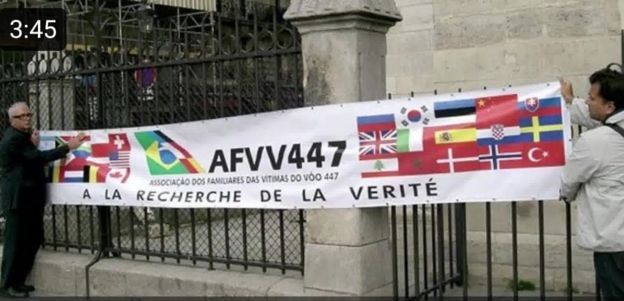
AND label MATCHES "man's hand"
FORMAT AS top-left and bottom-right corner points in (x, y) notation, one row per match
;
(560, 78), (574, 104)
(67, 132), (86, 150)
(30, 130), (40, 146)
